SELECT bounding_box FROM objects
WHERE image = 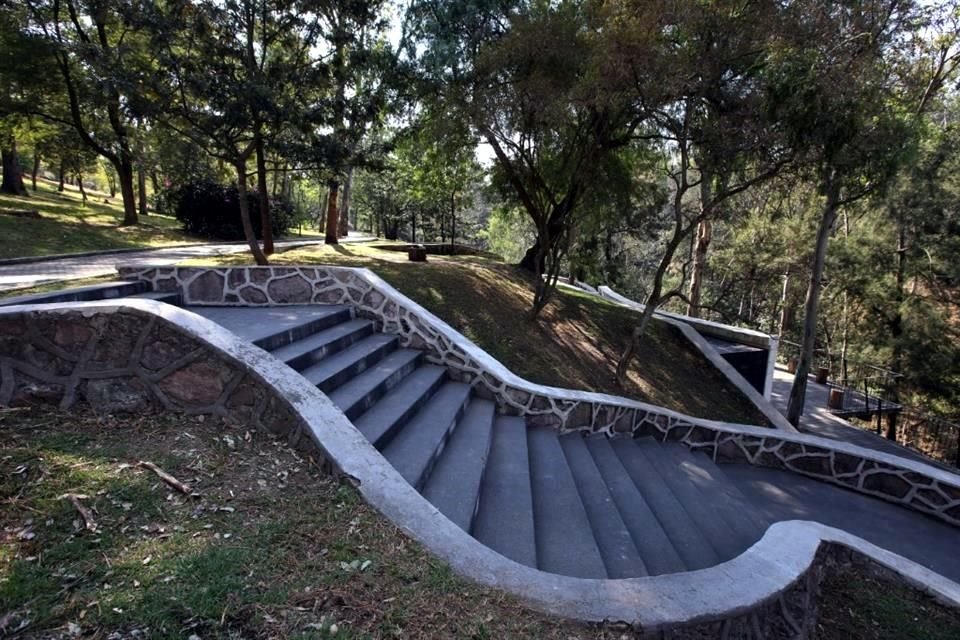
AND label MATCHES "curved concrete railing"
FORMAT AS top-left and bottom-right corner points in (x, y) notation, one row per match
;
(2, 298), (959, 635)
